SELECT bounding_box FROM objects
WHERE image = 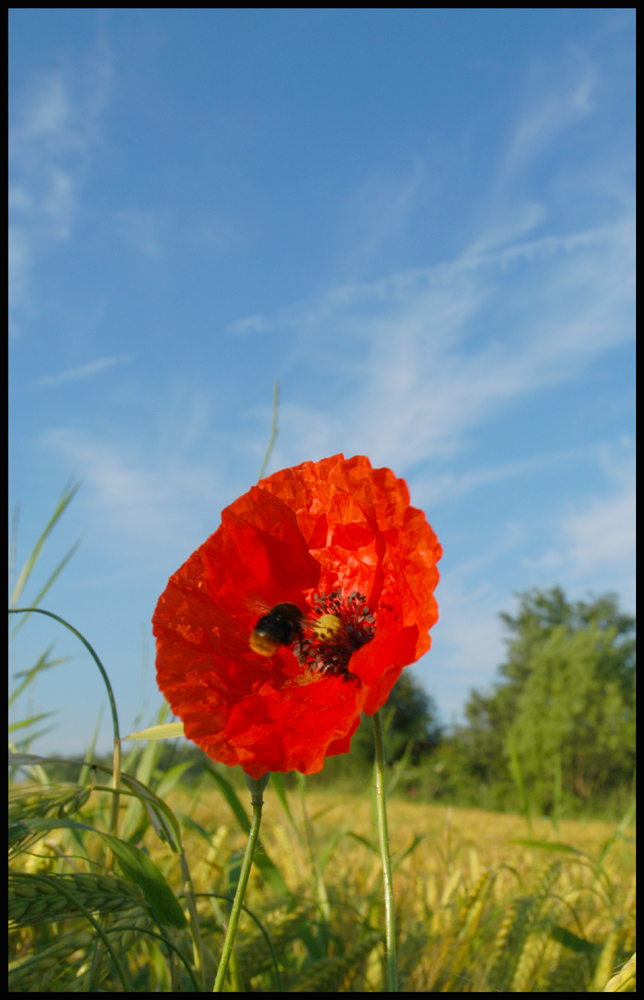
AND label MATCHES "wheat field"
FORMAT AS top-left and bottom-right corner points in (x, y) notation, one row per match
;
(9, 768), (635, 992)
